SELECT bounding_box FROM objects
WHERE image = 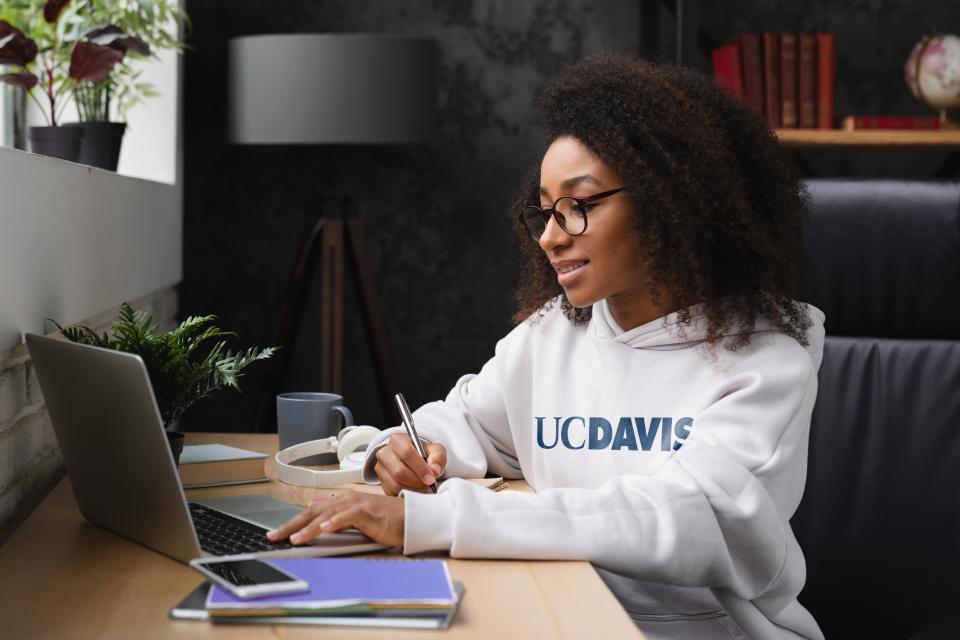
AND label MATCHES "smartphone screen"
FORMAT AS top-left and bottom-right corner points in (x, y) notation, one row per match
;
(200, 559), (298, 587)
